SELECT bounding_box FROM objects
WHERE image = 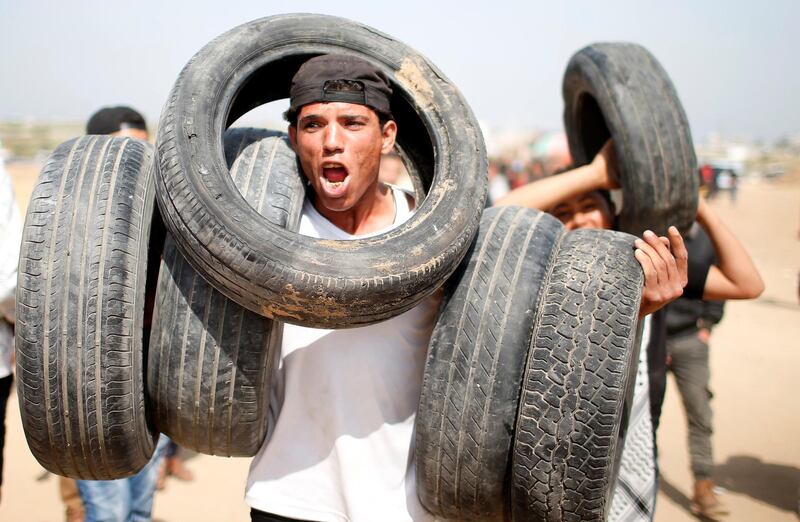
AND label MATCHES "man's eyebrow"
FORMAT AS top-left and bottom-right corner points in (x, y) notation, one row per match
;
(298, 113), (323, 122)
(340, 113), (369, 120)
